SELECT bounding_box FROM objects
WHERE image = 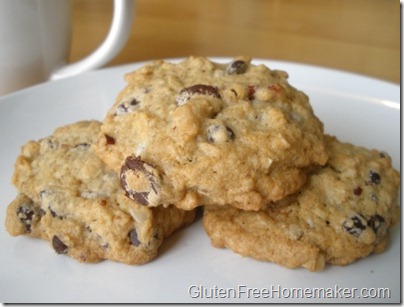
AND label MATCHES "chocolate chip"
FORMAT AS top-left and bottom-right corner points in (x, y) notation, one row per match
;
(368, 214), (385, 233)
(120, 155), (160, 206)
(105, 134), (116, 145)
(176, 84), (221, 106)
(207, 125), (235, 143)
(367, 170), (381, 185)
(226, 60), (248, 75)
(116, 98), (140, 115)
(40, 190), (65, 219)
(129, 229), (141, 246)
(17, 202), (35, 233)
(52, 236), (68, 254)
(342, 214), (367, 237)
(49, 206), (63, 220)
(131, 98), (140, 105)
(353, 186), (363, 196)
